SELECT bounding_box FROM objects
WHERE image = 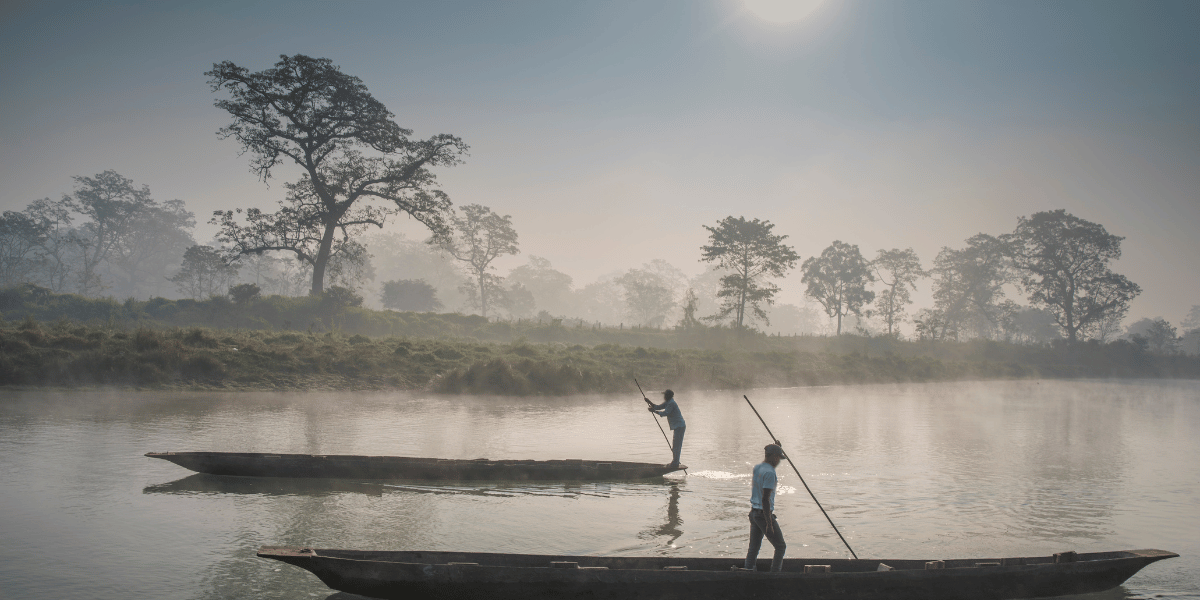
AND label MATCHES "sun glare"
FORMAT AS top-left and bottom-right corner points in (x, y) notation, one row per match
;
(743, 0), (825, 24)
